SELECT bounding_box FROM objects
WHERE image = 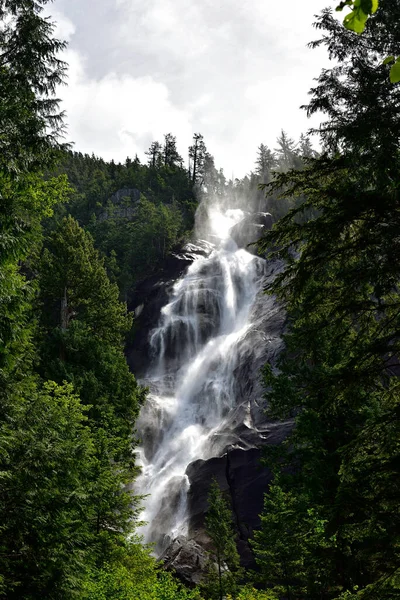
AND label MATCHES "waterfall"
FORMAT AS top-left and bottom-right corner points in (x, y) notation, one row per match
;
(135, 195), (268, 554)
